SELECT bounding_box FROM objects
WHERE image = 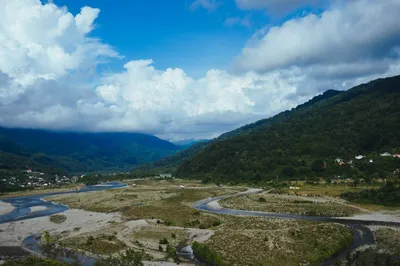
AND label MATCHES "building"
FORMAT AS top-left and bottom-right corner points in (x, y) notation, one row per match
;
(393, 154), (400, 159)
(380, 152), (392, 157)
(355, 155), (364, 160)
(335, 158), (343, 163)
(160, 174), (172, 178)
